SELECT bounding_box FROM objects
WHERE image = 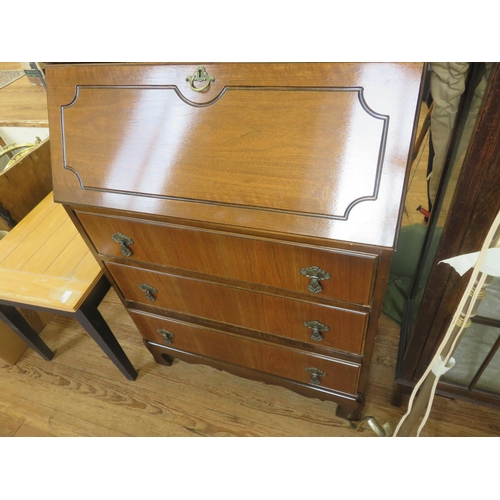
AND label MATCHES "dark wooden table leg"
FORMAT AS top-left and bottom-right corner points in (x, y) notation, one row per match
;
(0, 304), (54, 360)
(74, 300), (137, 381)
